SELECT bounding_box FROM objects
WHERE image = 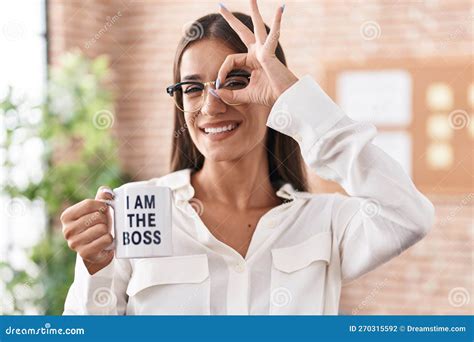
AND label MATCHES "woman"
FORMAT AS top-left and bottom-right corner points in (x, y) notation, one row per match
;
(61, 1), (434, 315)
